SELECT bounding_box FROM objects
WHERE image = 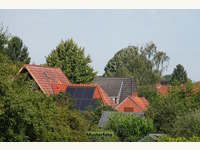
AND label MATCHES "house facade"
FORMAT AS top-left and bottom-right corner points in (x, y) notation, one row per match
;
(115, 92), (149, 113)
